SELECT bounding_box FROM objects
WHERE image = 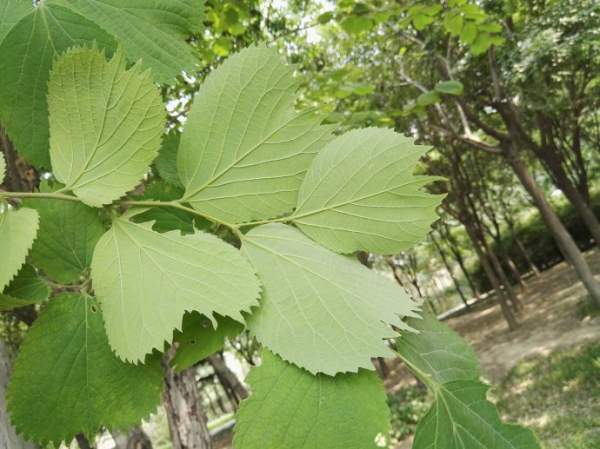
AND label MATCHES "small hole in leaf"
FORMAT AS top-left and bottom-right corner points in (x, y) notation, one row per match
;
(190, 339), (197, 345)
(90, 305), (98, 313)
